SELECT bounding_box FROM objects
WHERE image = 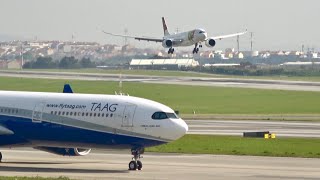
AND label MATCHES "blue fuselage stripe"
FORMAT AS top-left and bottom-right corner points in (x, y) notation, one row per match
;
(0, 115), (166, 149)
